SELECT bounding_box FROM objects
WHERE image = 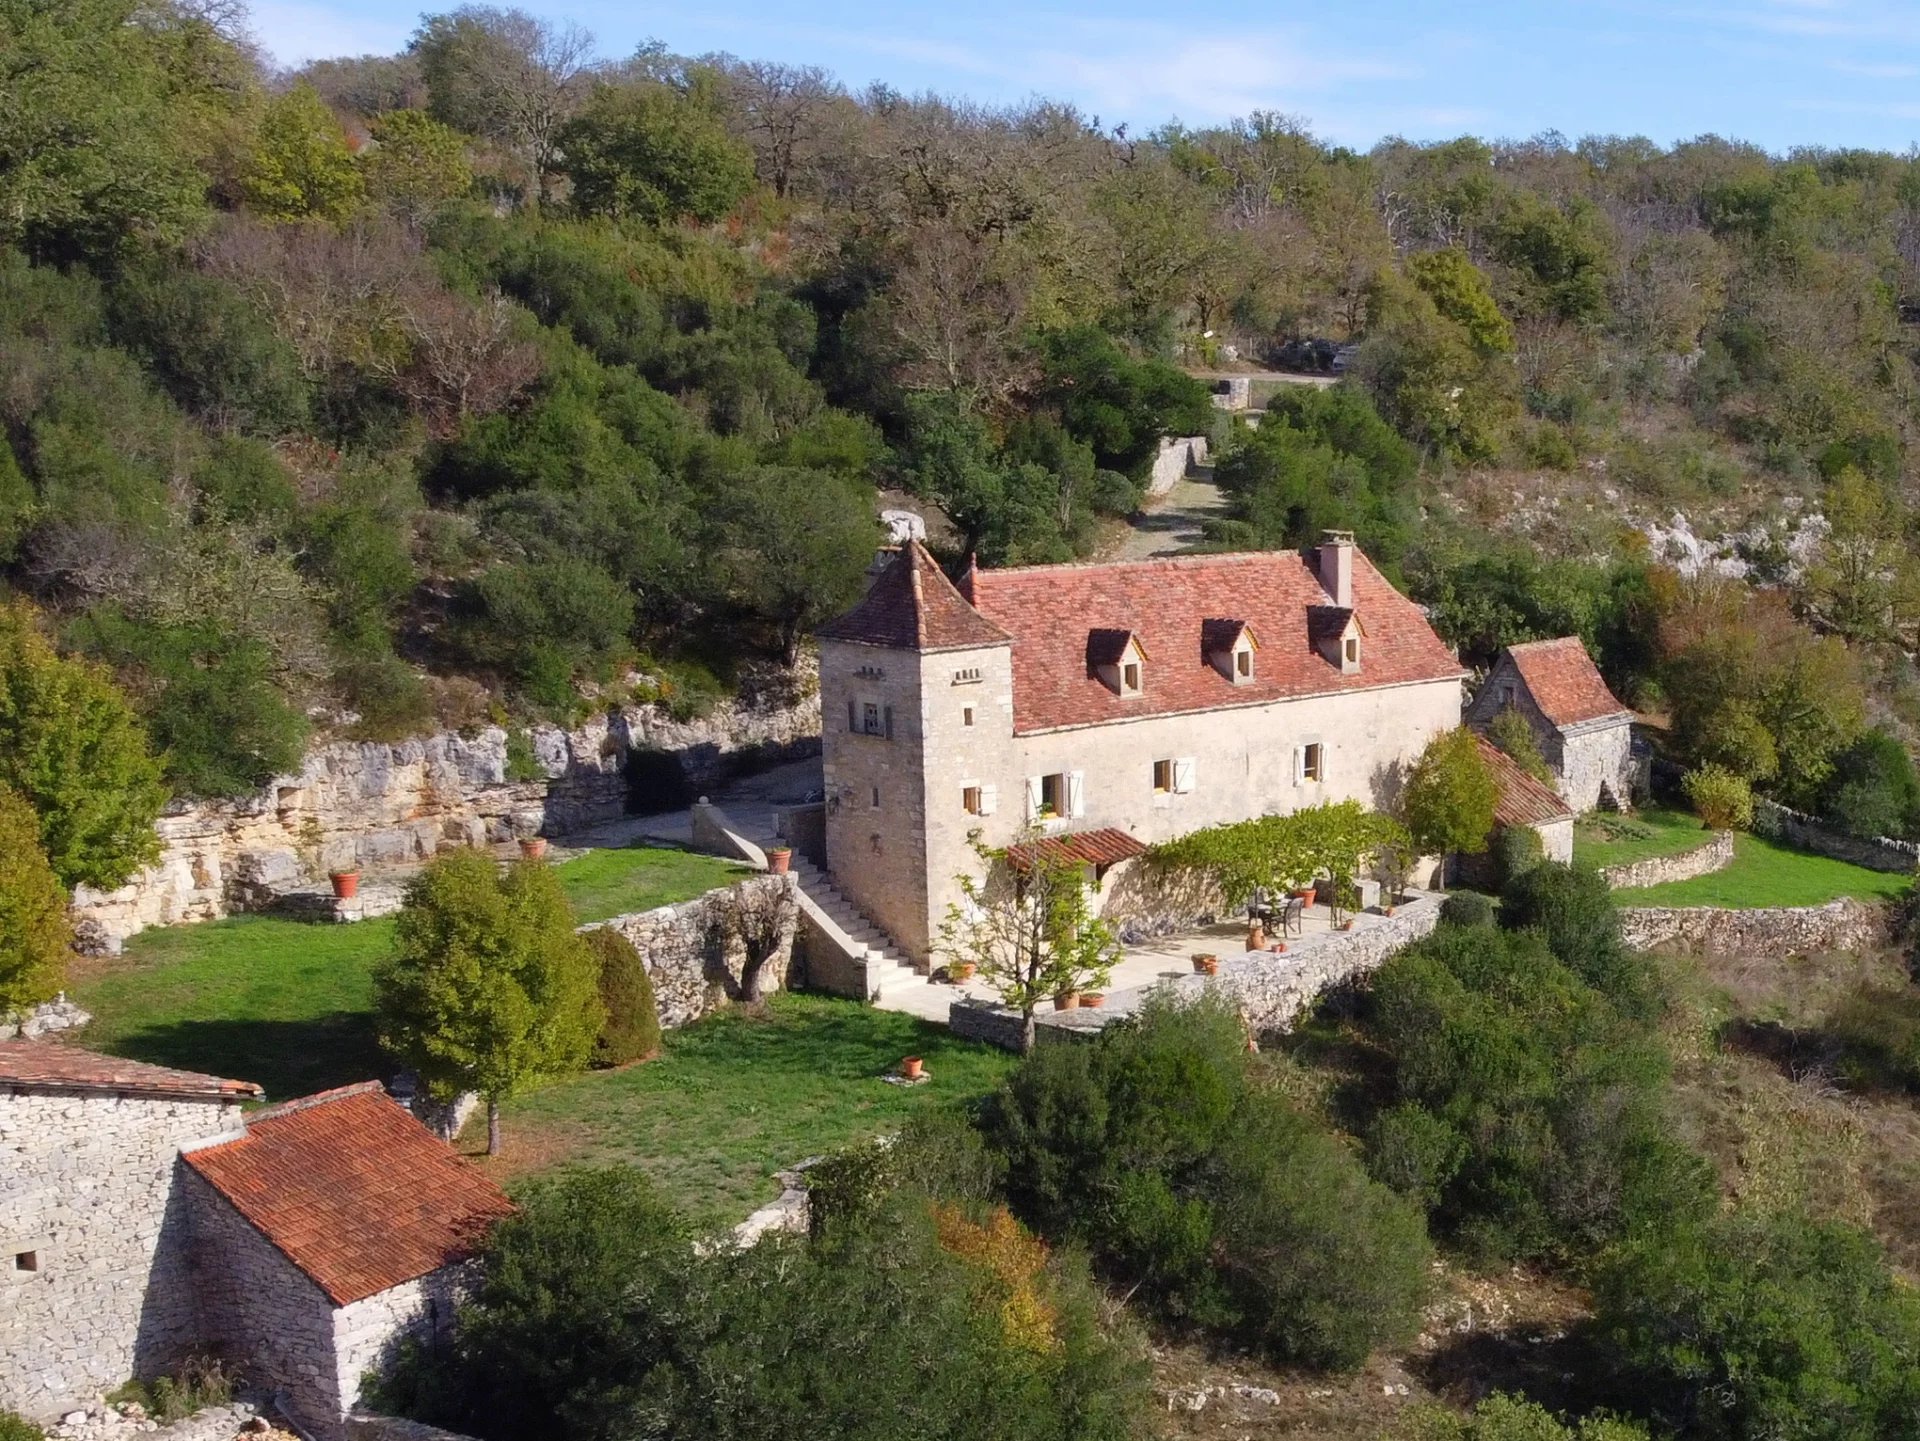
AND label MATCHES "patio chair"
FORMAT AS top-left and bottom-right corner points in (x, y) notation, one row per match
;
(1277, 894), (1304, 937)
